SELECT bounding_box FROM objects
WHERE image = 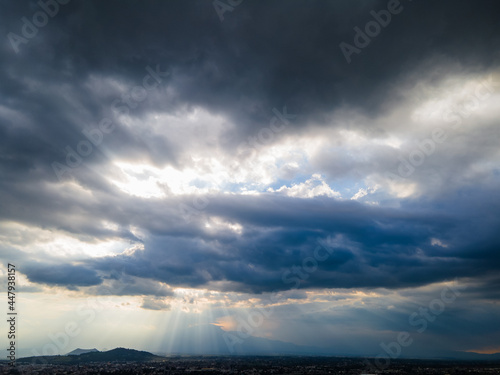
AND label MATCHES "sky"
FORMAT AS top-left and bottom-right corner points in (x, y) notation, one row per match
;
(1, 0), (500, 362)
